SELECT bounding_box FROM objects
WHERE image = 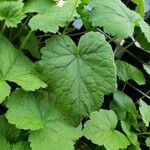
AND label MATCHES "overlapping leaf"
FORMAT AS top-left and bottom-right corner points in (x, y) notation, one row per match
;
(111, 91), (138, 121)
(139, 100), (150, 126)
(83, 109), (130, 150)
(0, 137), (31, 150)
(88, 0), (141, 38)
(0, 116), (20, 143)
(24, 0), (80, 33)
(88, 0), (150, 42)
(0, 0), (25, 27)
(0, 34), (46, 103)
(40, 32), (117, 122)
(121, 121), (140, 149)
(6, 89), (82, 150)
(115, 60), (145, 85)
